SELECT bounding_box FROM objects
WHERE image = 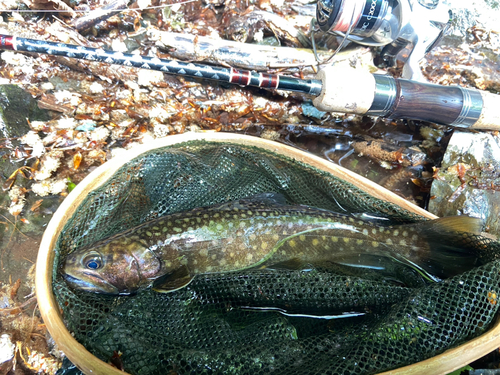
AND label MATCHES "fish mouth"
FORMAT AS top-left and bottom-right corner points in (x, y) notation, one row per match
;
(62, 273), (120, 295)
